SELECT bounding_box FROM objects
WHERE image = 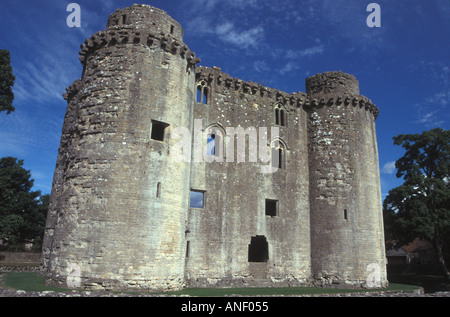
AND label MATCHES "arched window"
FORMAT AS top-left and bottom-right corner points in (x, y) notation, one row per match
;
(271, 139), (285, 169)
(197, 80), (208, 104)
(274, 104), (287, 127)
(206, 124), (225, 161)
